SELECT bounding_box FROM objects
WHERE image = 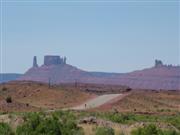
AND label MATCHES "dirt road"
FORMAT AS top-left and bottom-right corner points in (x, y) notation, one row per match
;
(71, 94), (122, 110)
